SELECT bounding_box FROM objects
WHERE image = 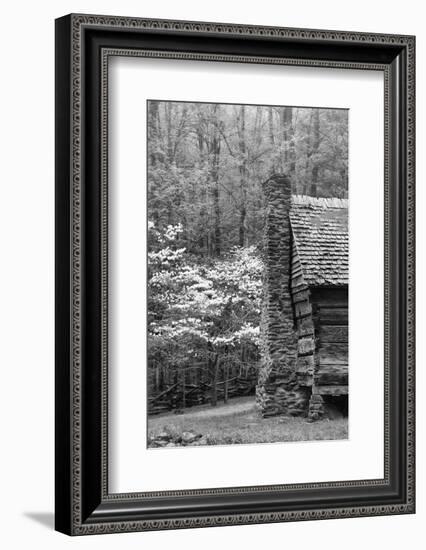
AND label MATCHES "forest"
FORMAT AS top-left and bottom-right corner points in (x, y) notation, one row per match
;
(147, 101), (348, 414)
